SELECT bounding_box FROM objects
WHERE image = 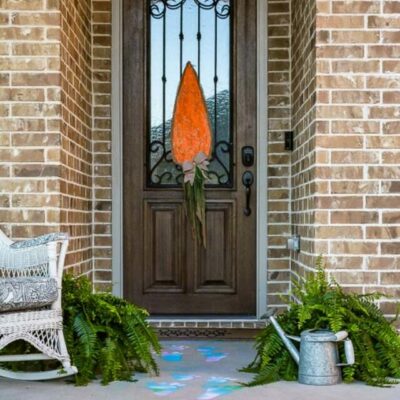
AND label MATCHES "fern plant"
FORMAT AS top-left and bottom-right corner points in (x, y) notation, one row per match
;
(1, 275), (161, 386)
(62, 274), (161, 385)
(244, 257), (400, 387)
